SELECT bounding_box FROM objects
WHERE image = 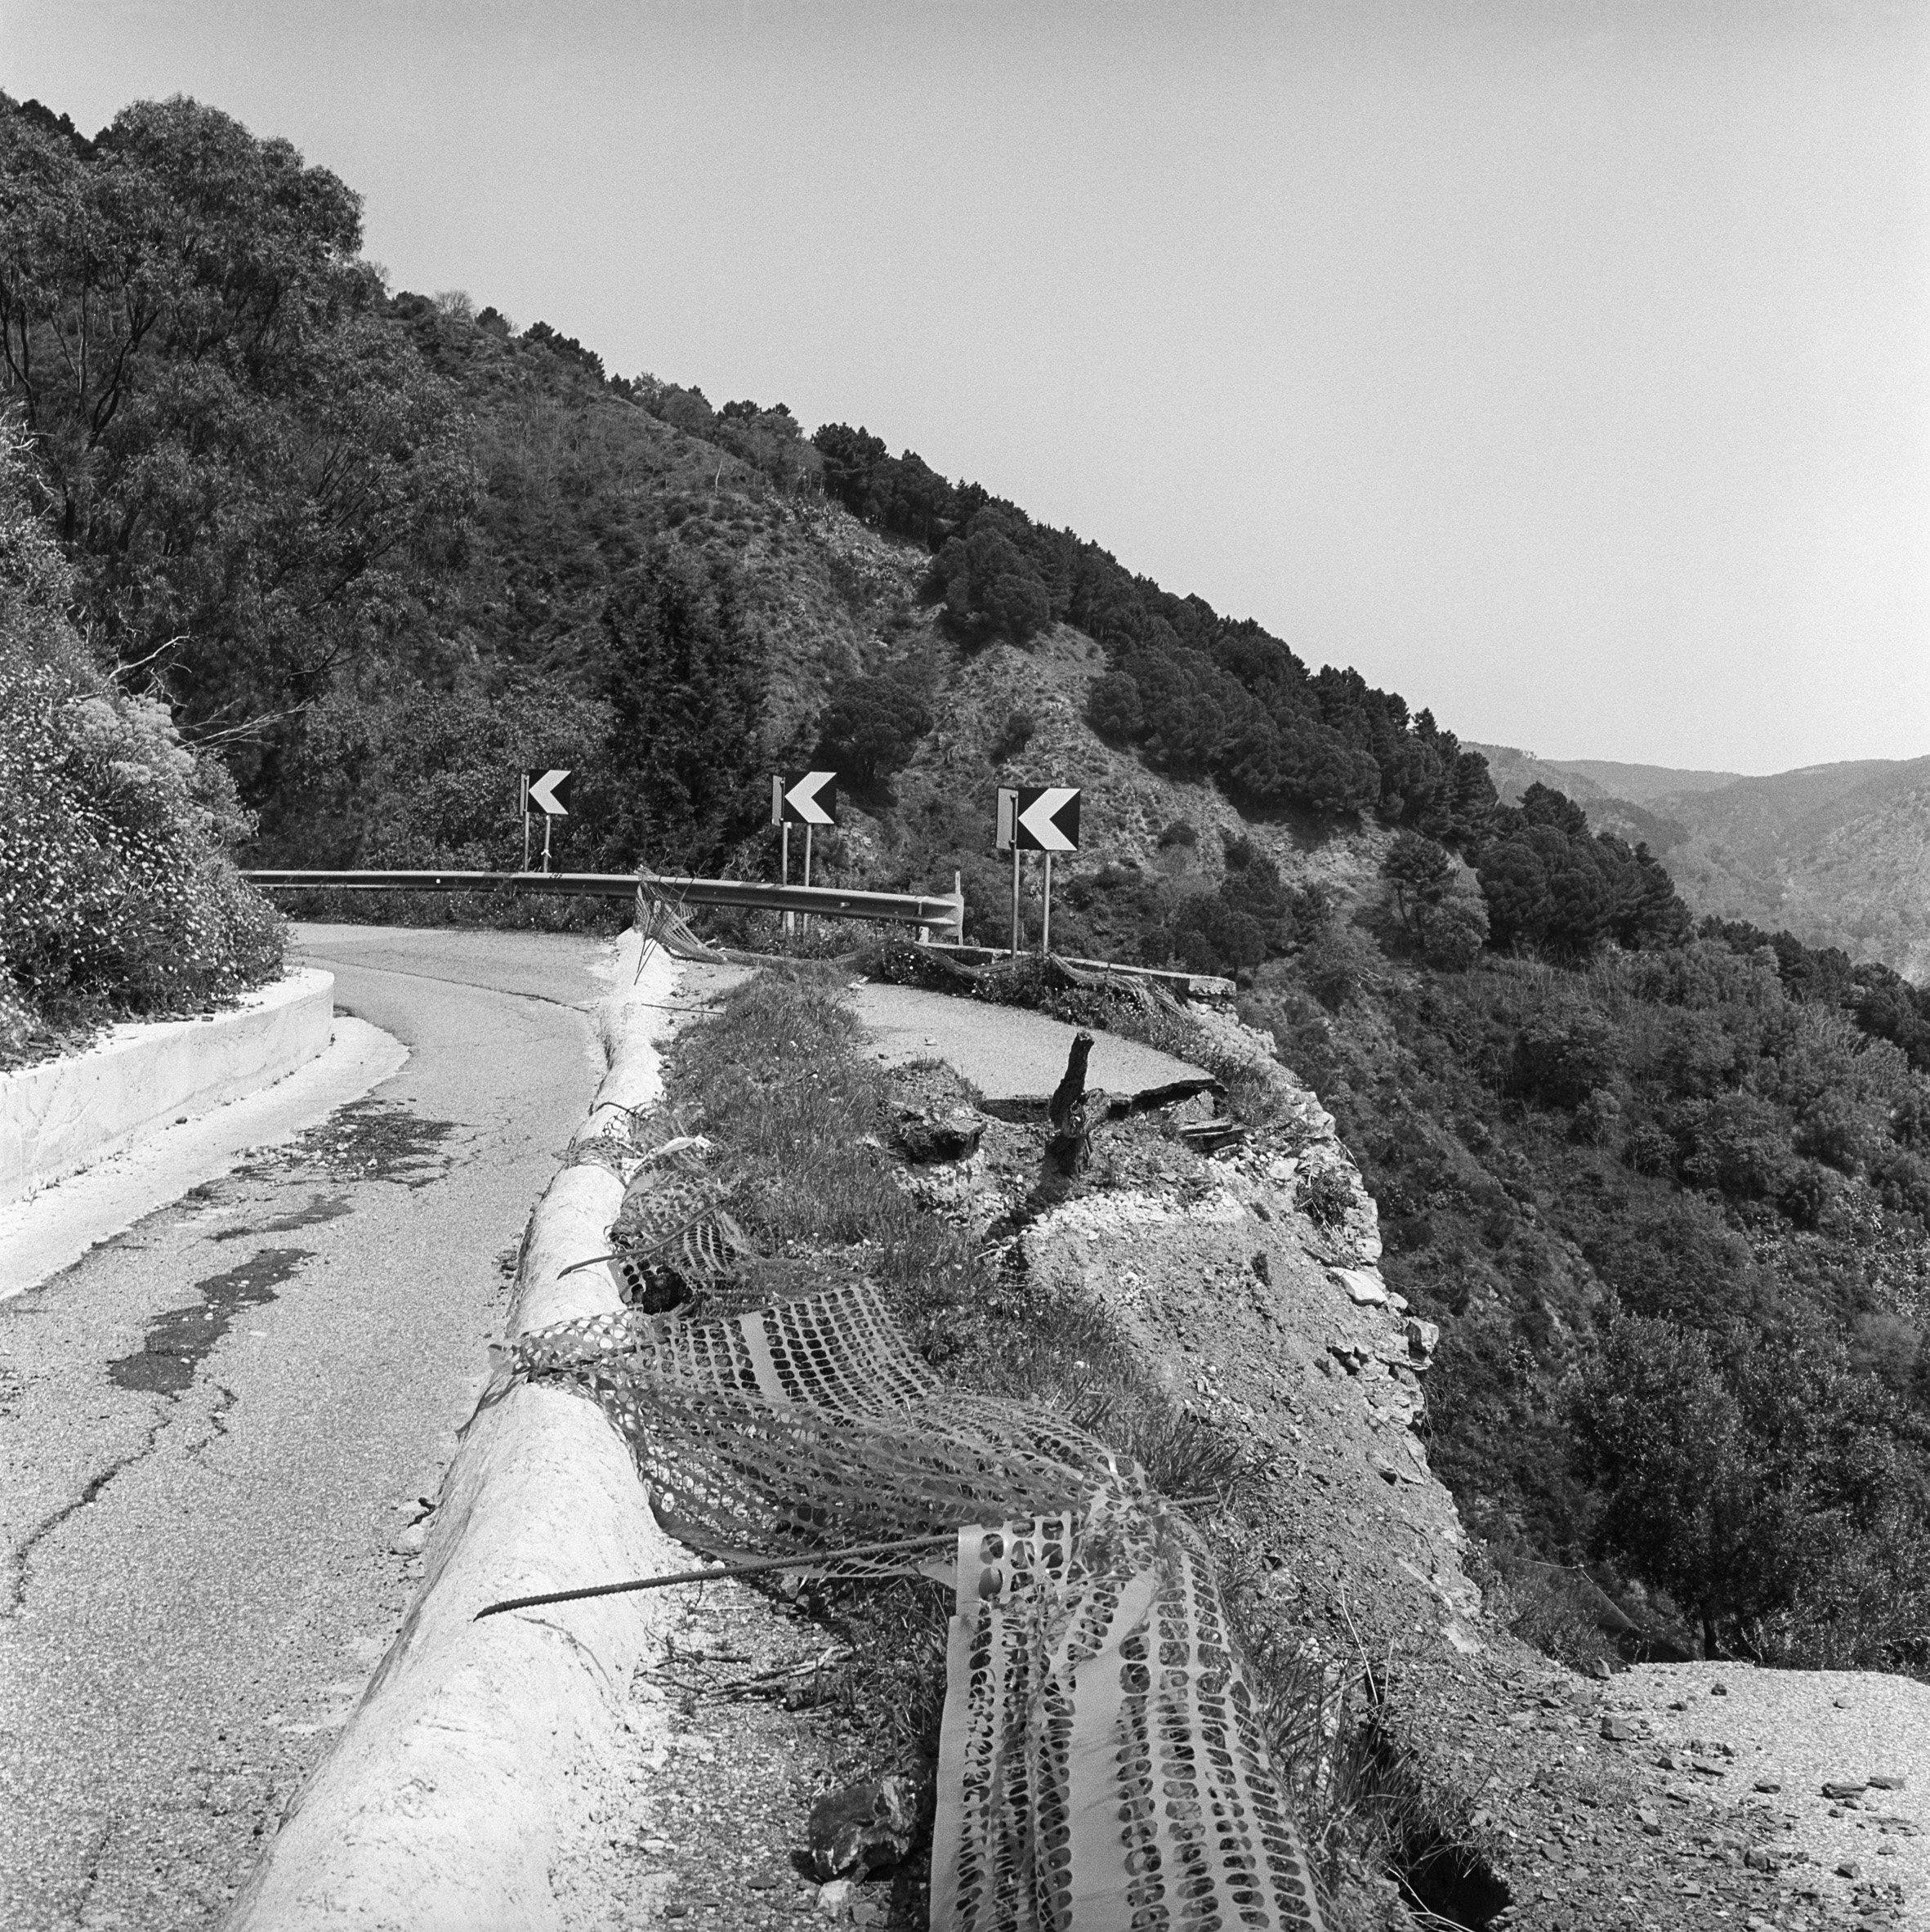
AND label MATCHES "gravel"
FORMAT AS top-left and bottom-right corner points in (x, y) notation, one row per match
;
(1606, 1661), (1928, 1925)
